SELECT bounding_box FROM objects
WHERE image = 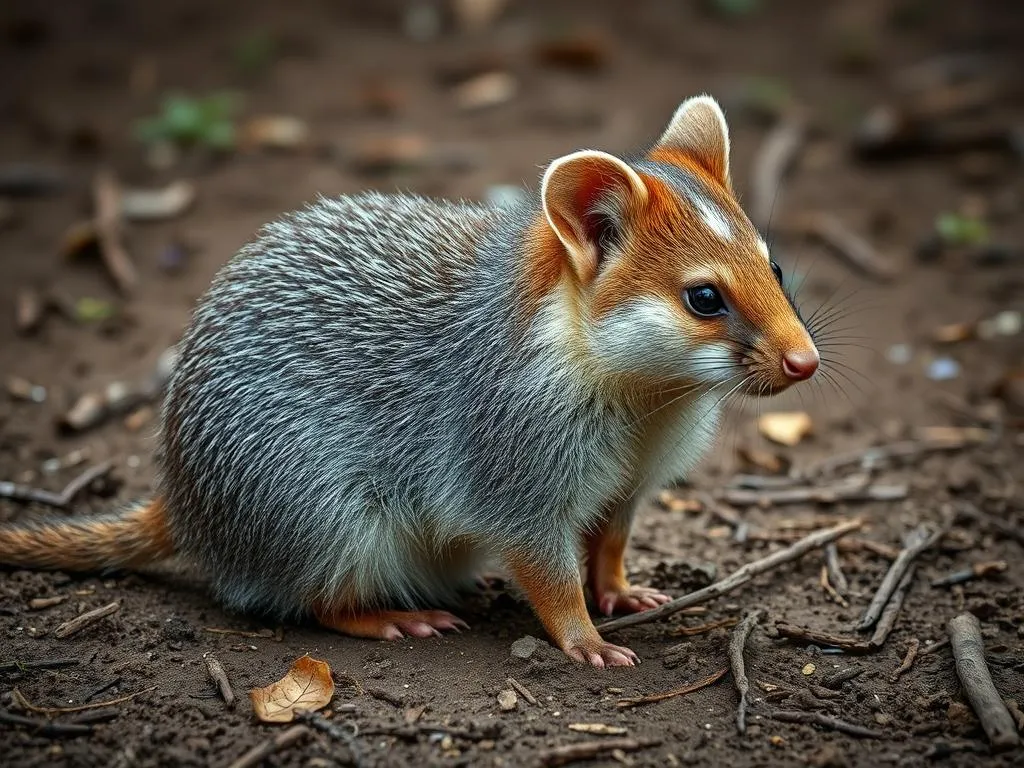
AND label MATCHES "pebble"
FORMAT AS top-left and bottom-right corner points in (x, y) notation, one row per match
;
(510, 635), (539, 659)
(802, 662), (816, 676)
(497, 689), (517, 711)
(926, 357), (961, 381)
(977, 310), (1021, 339)
(6, 376), (46, 403)
(886, 343), (912, 365)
